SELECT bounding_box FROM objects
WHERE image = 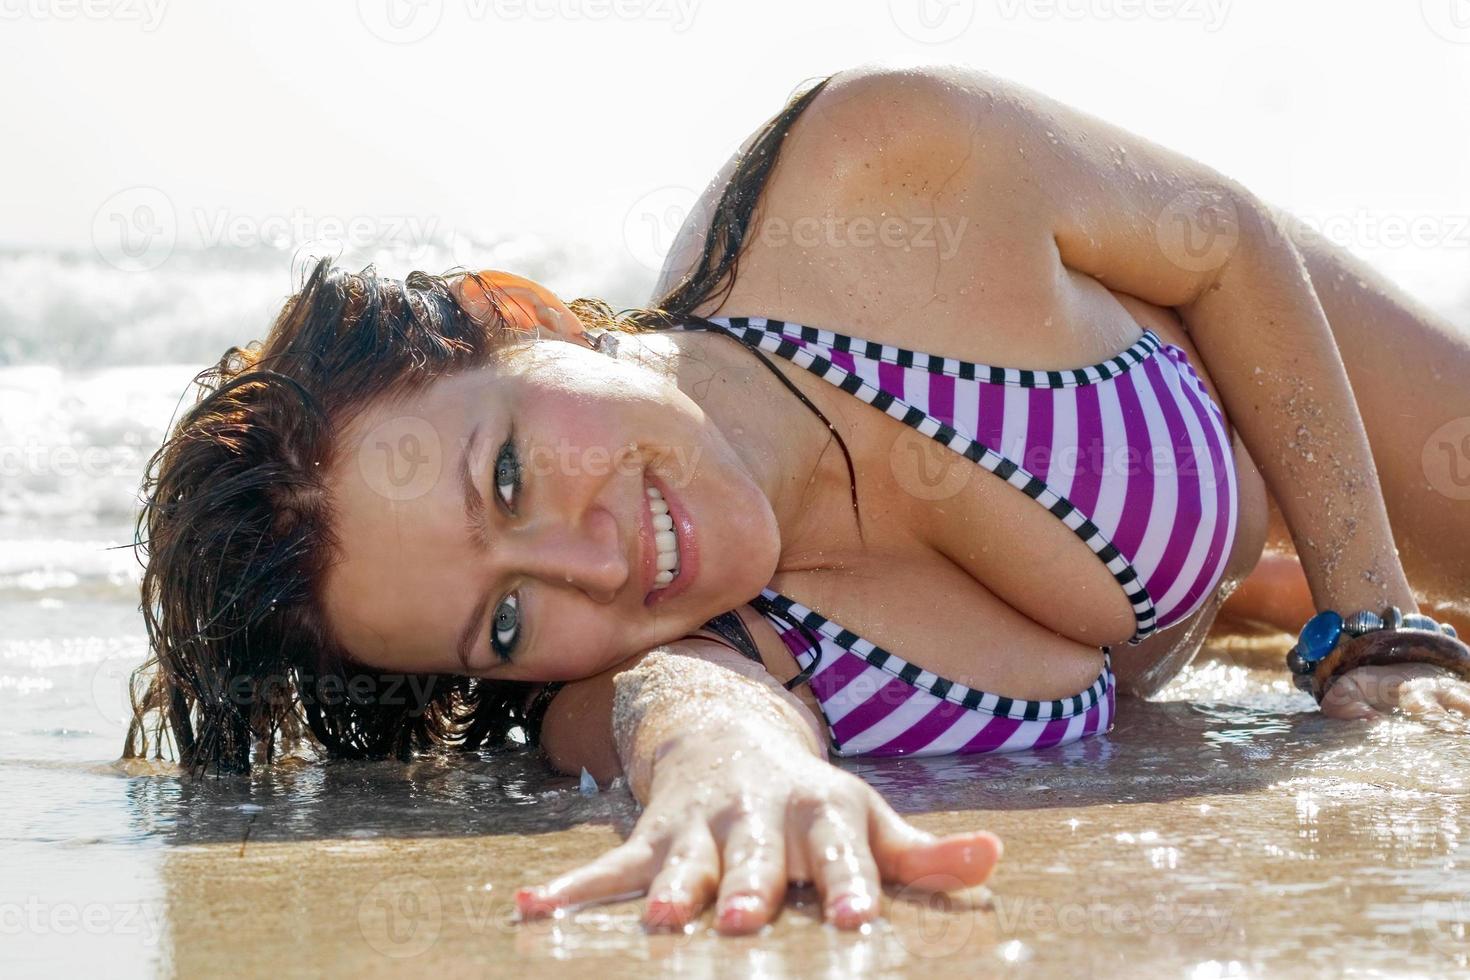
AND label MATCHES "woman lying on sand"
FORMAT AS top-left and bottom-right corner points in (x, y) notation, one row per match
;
(130, 65), (1470, 935)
